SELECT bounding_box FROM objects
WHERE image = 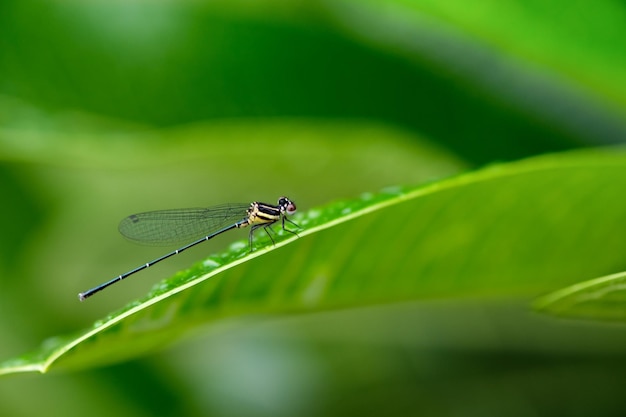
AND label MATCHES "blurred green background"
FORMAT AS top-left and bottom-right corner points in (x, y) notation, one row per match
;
(2, 1), (626, 416)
